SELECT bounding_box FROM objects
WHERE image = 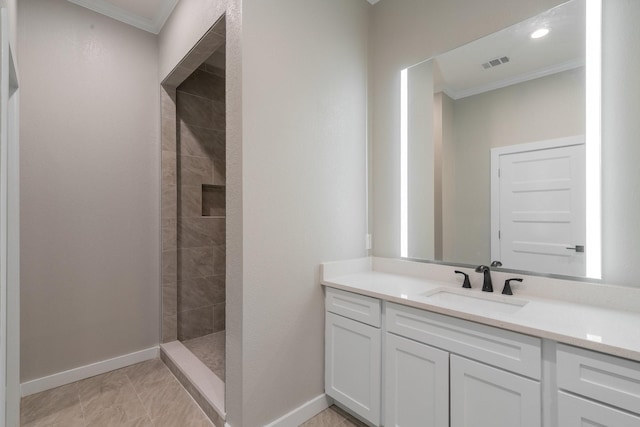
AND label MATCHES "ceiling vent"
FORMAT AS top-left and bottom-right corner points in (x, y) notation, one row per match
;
(482, 56), (510, 69)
